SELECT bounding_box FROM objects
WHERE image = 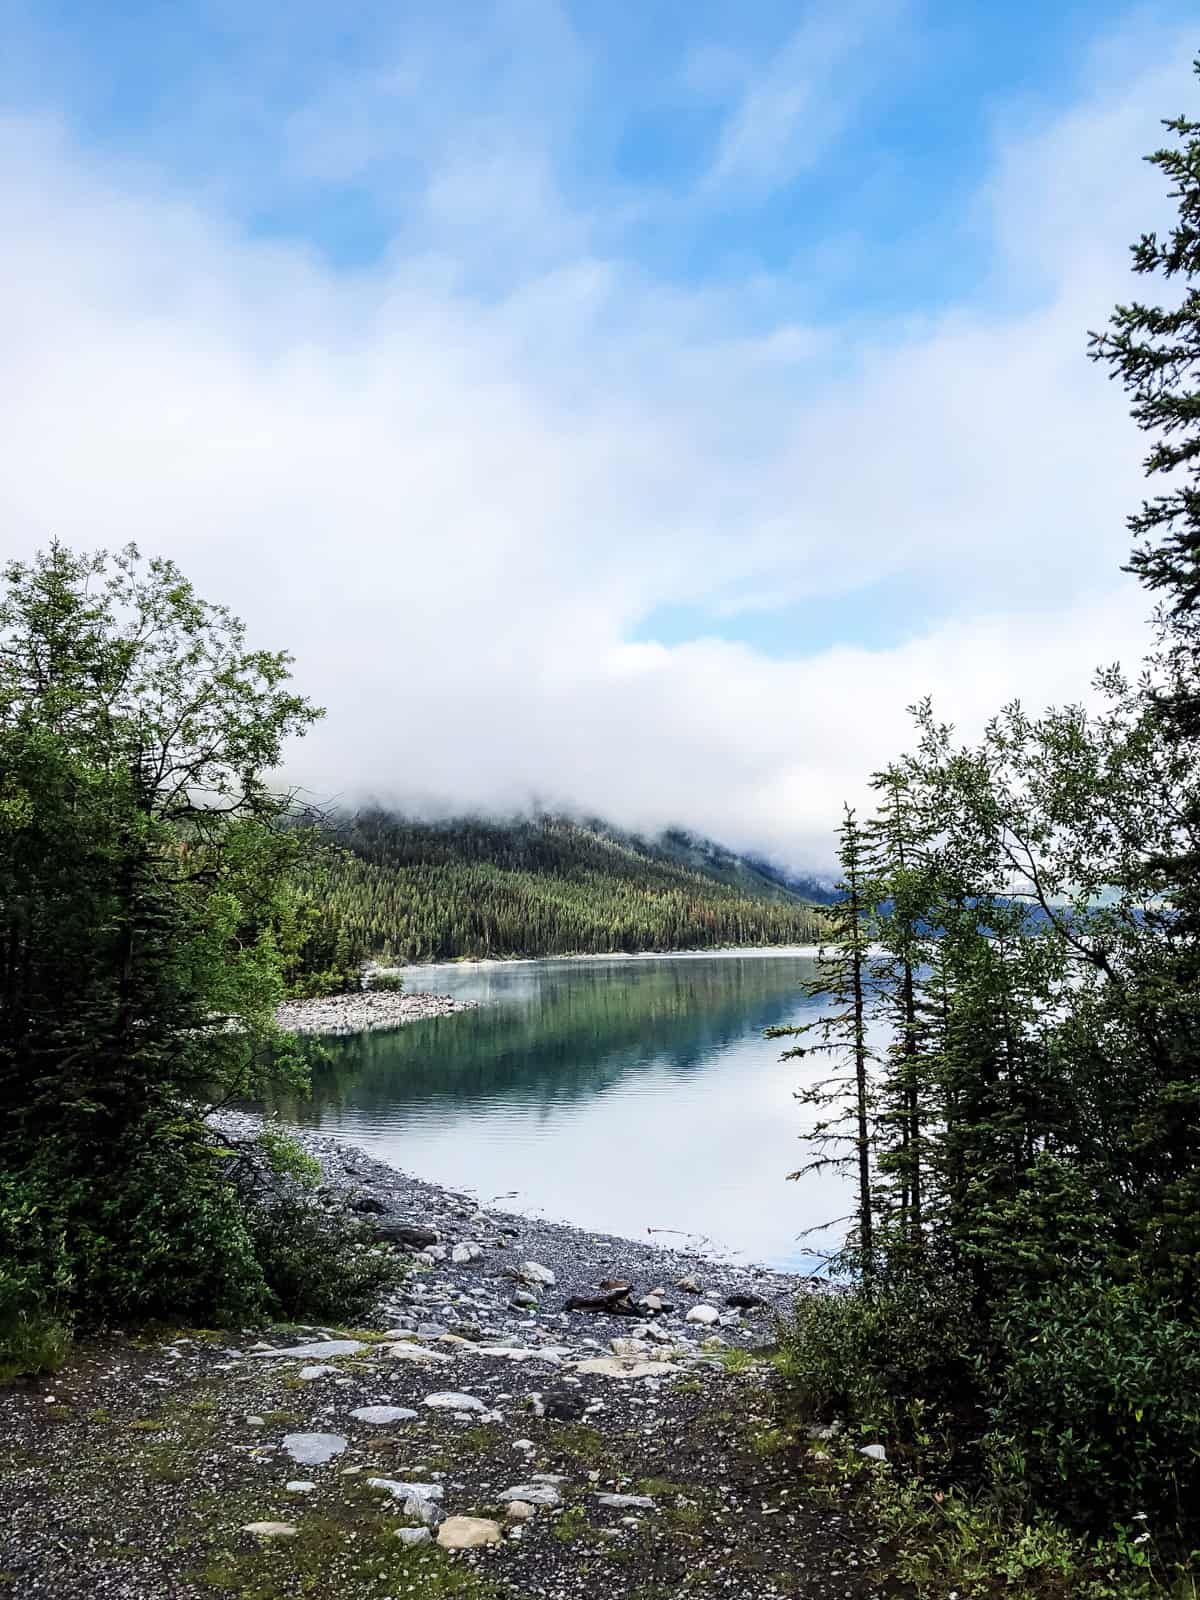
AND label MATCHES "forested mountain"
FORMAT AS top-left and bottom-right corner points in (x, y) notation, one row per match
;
(295, 809), (826, 967)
